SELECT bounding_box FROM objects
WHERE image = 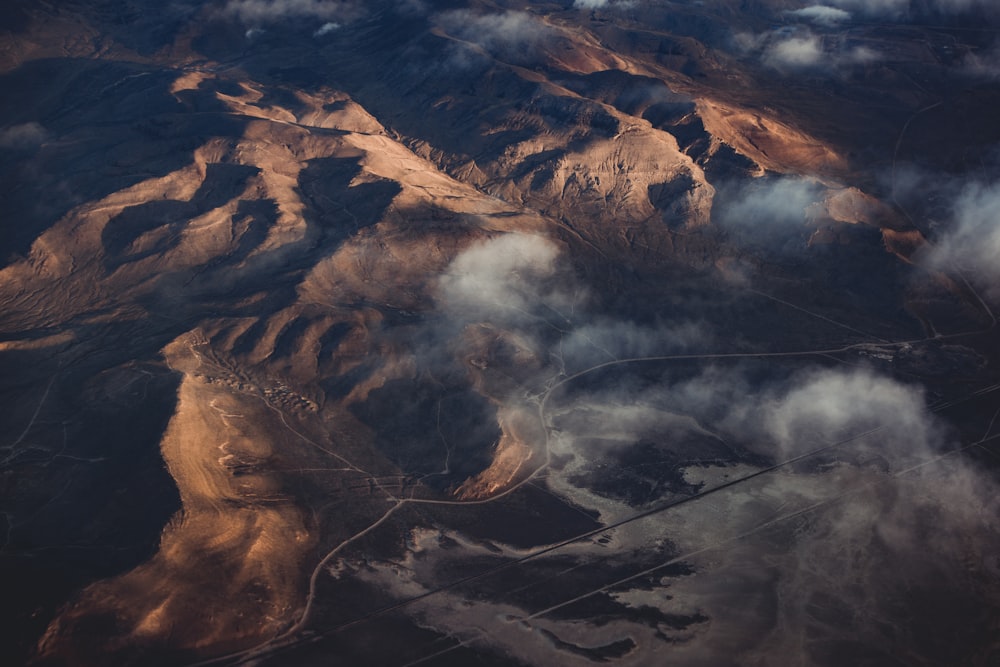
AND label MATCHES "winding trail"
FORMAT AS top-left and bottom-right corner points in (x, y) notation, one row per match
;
(220, 360), (1000, 667)
(193, 329), (998, 666)
(187, 271), (1000, 667)
(3, 374), (56, 456)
